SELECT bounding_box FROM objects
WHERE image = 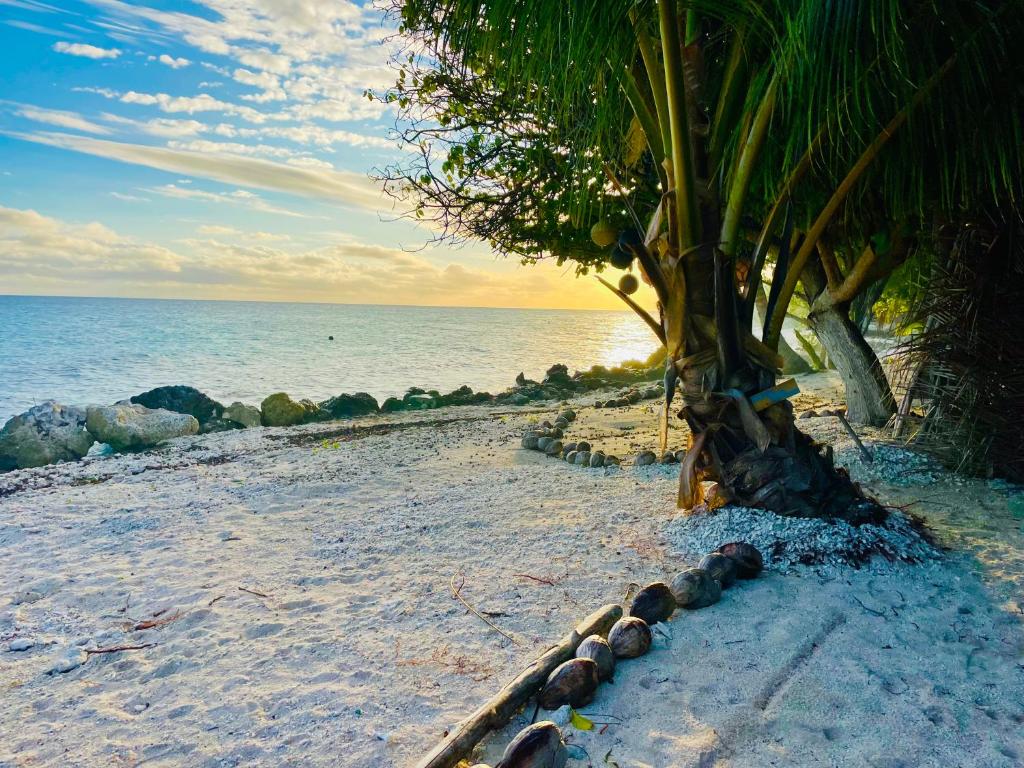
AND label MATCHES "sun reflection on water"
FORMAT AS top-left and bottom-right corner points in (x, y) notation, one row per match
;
(598, 313), (661, 367)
